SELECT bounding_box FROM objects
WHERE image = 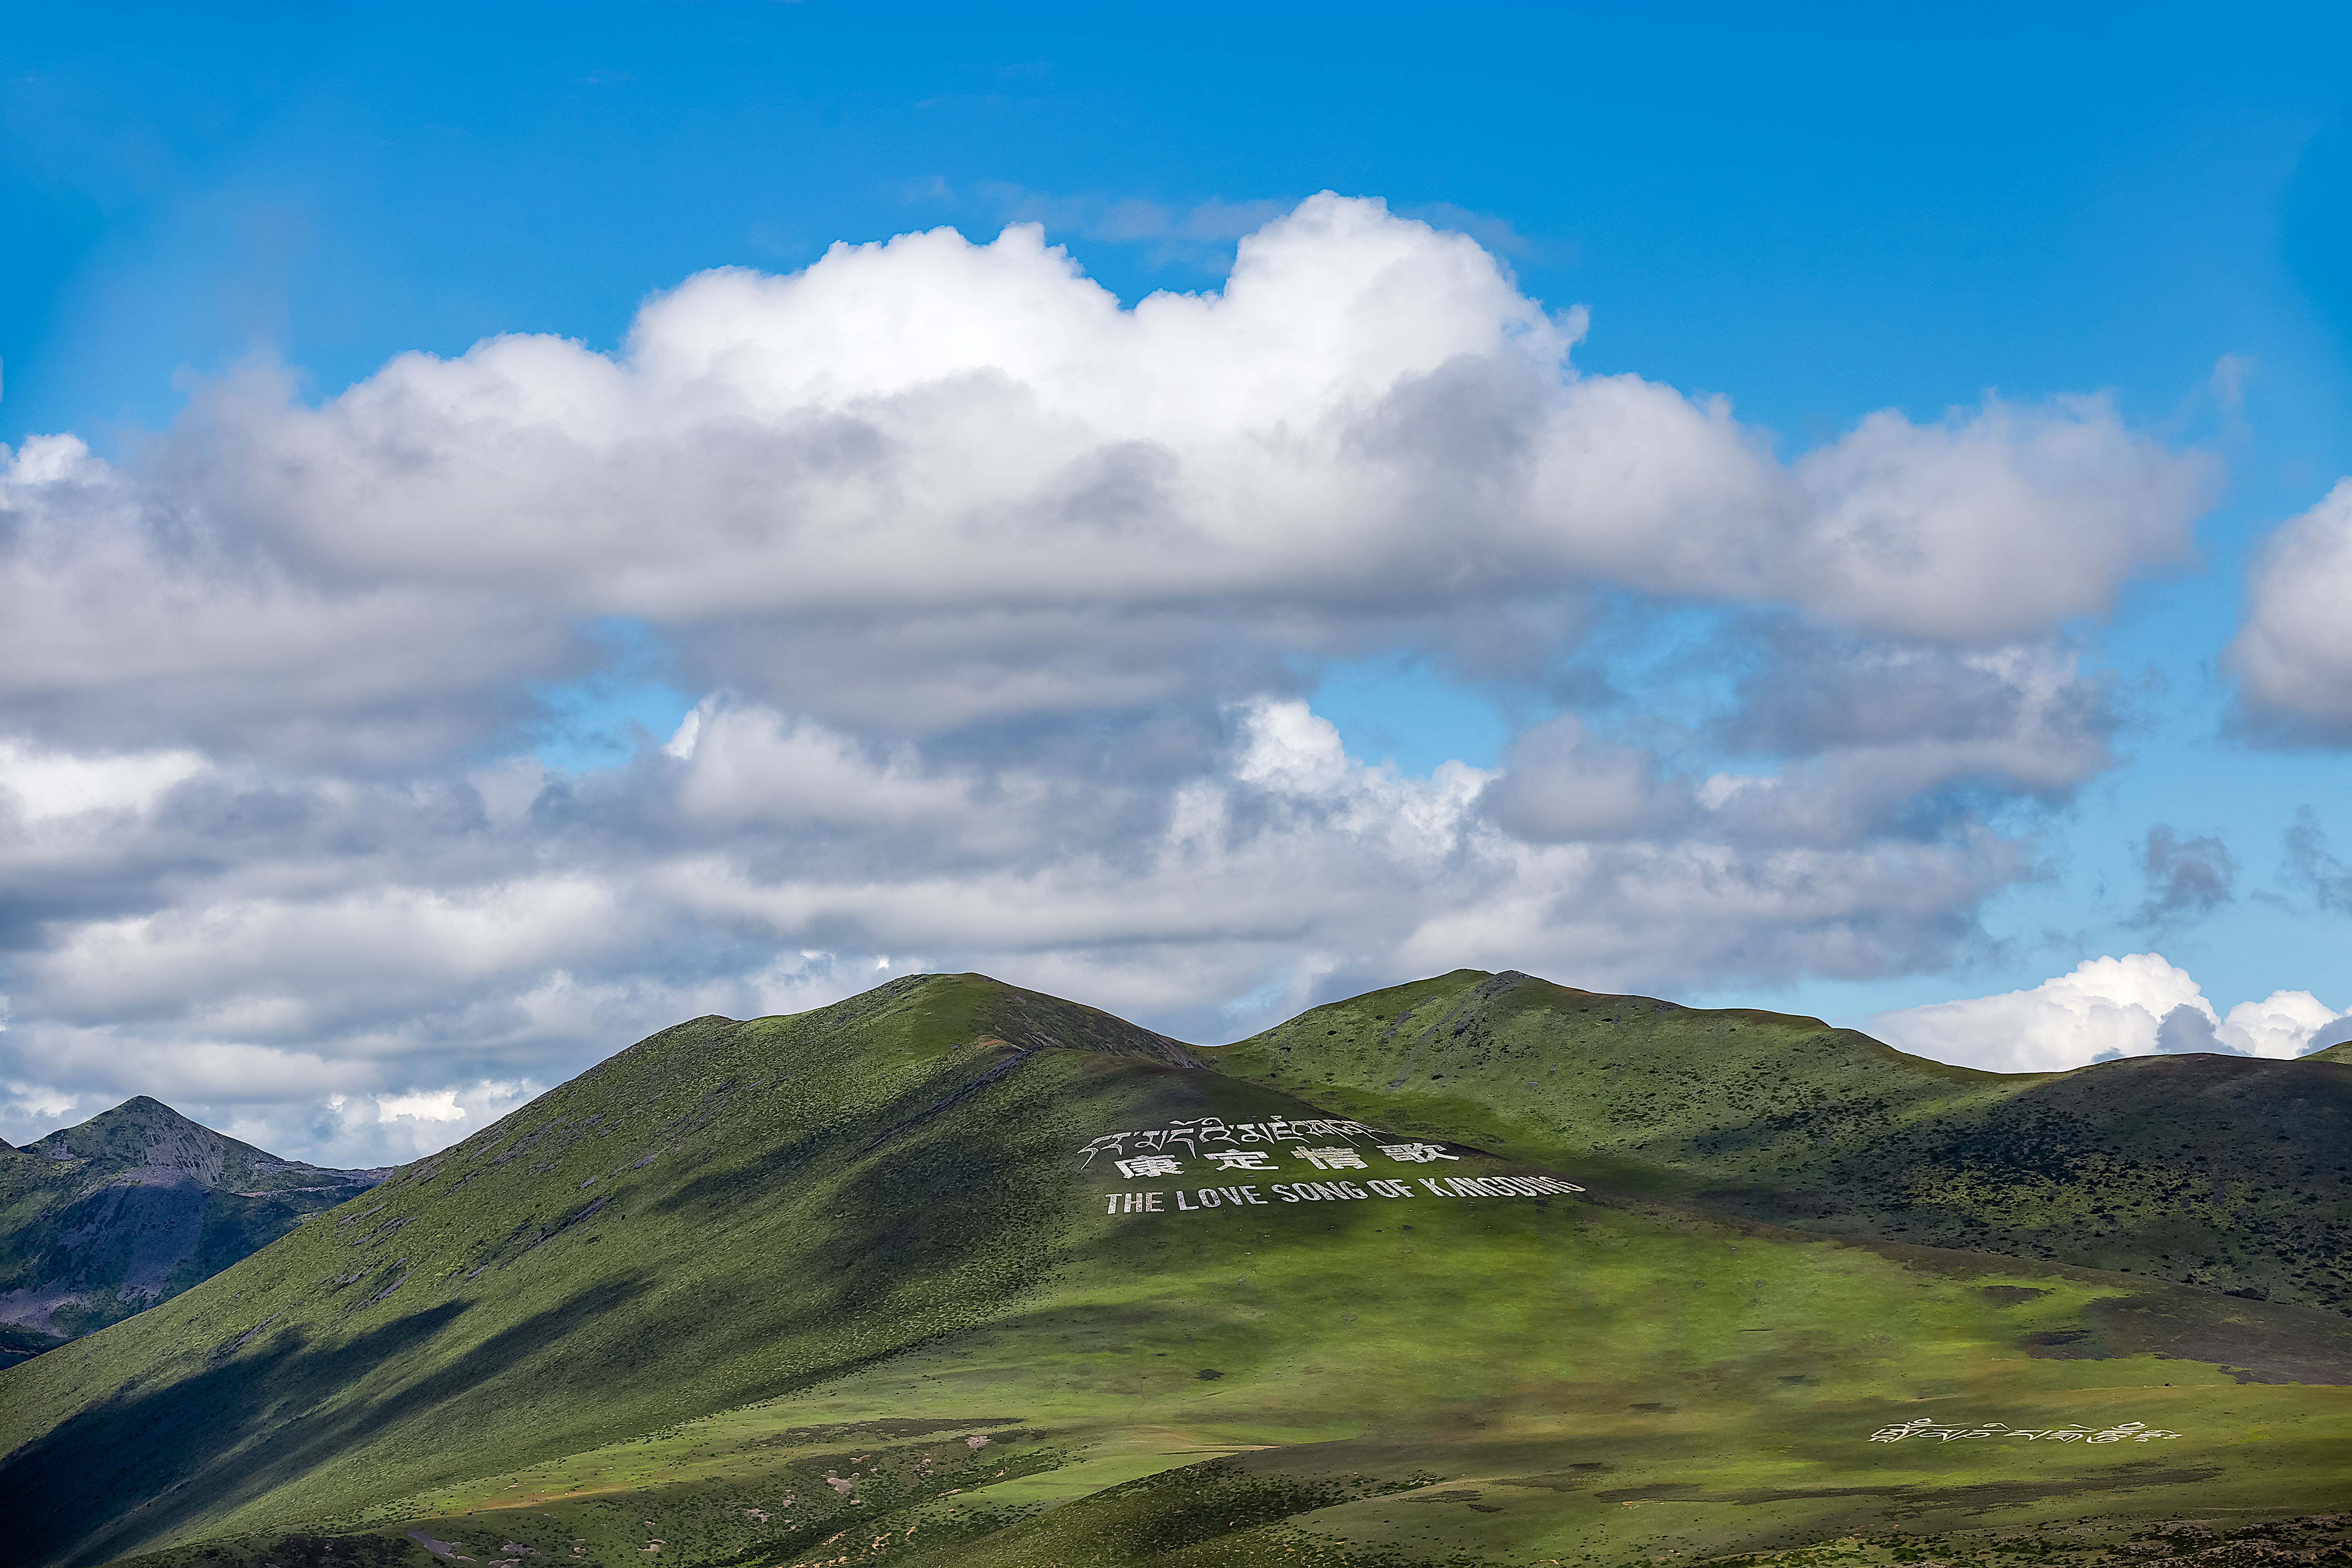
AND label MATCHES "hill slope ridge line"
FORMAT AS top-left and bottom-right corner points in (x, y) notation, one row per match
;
(2, 968), (2350, 1568)
(1211, 967), (2352, 1313)
(1, 1097), (389, 1354)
